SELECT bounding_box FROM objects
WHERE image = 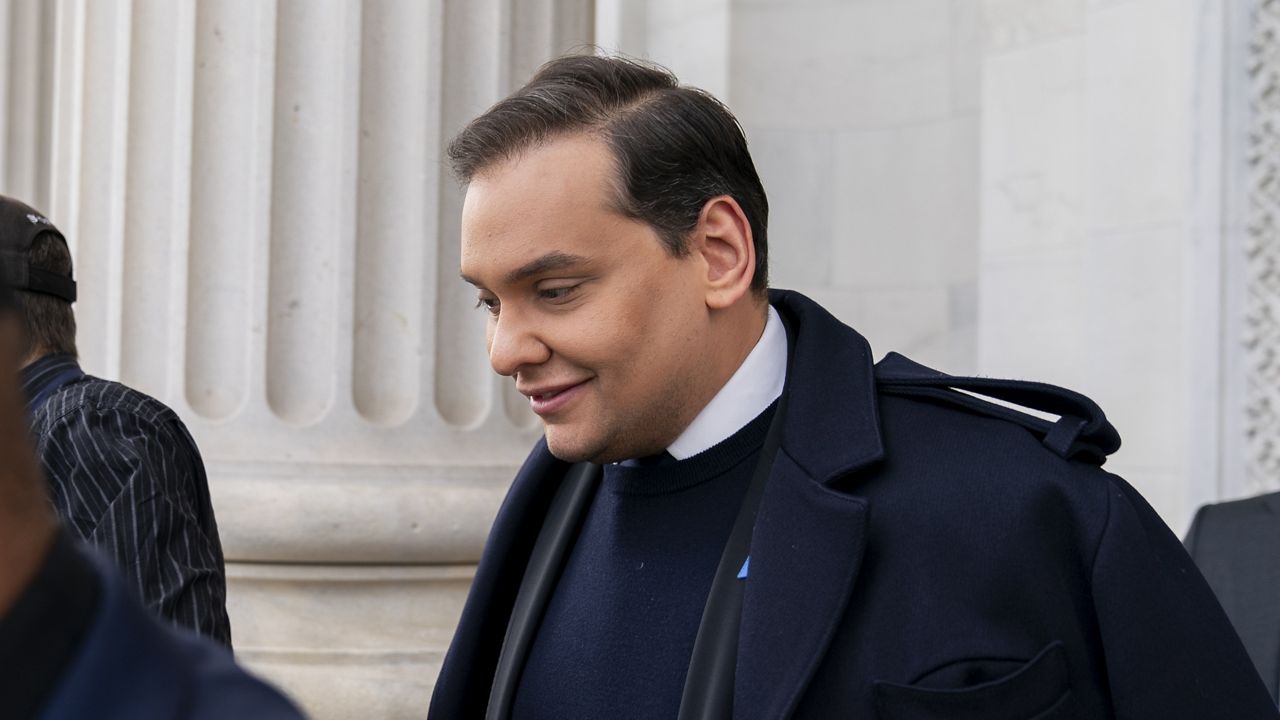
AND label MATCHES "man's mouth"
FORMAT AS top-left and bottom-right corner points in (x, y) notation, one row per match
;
(521, 379), (591, 416)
